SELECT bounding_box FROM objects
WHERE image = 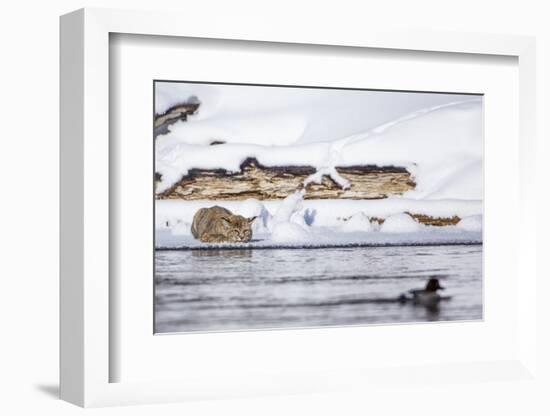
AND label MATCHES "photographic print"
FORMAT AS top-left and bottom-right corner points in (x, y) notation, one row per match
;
(154, 81), (483, 333)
